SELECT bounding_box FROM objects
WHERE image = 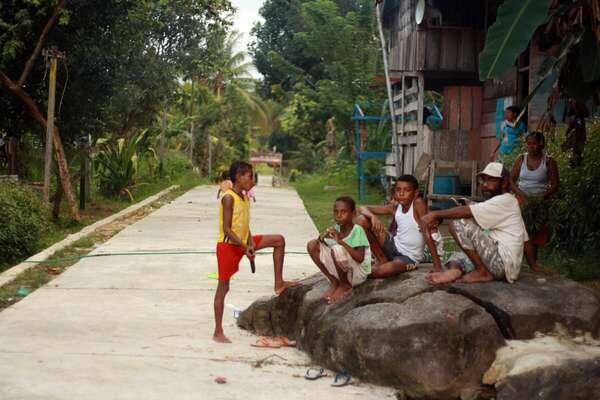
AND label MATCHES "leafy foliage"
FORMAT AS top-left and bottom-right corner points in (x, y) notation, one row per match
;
(0, 181), (51, 264)
(93, 130), (154, 199)
(547, 119), (600, 253)
(252, 0), (385, 172)
(479, 0), (552, 81)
